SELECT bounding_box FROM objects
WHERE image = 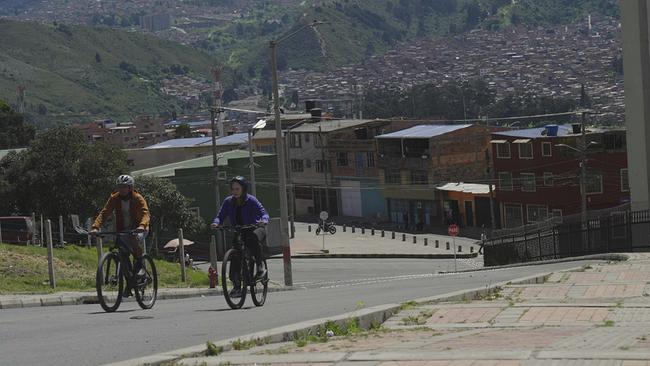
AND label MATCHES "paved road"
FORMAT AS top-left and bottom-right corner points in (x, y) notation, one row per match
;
(0, 259), (593, 366)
